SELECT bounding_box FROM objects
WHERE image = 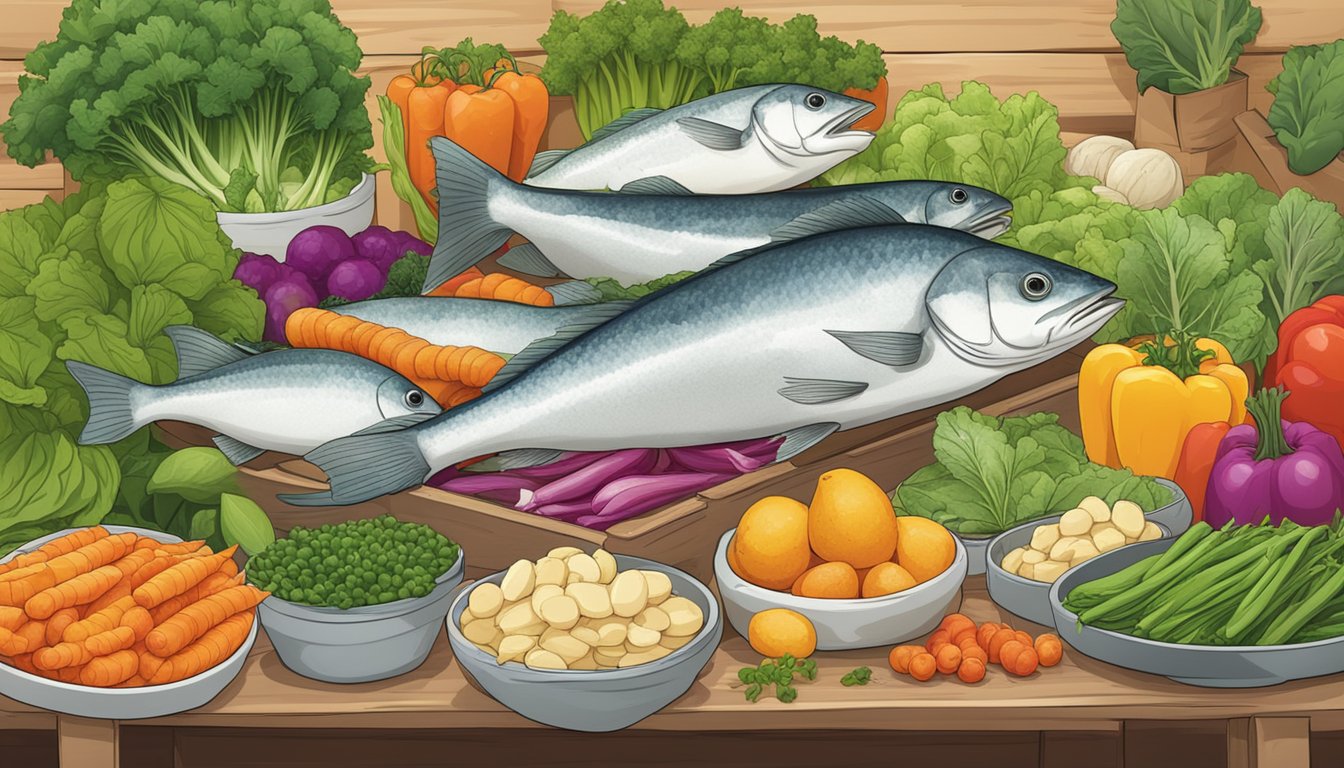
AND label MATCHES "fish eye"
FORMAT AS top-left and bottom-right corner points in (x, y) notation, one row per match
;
(805, 93), (826, 110)
(1020, 272), (1053, 300)
(404, 390), (425, 408)
(950, 187), (968, 204)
